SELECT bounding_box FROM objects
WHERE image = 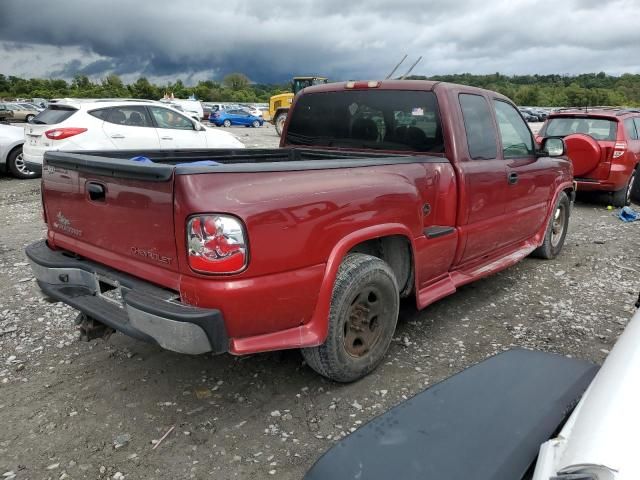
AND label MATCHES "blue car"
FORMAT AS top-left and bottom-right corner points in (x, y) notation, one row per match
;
(209, 109), (264, 128)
